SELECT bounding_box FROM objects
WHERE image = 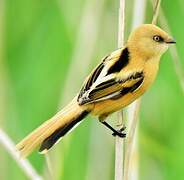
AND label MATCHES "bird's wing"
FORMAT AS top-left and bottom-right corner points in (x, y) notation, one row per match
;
(77, 47), (144, 105)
